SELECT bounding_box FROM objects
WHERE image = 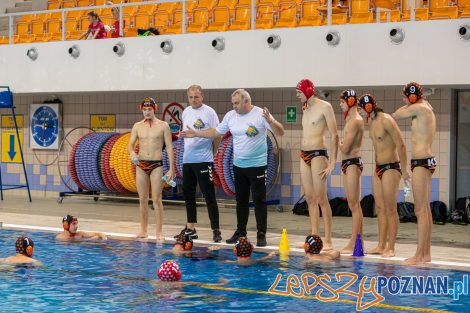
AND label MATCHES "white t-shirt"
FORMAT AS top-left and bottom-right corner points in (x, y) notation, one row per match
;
(216, 106), (273, 168)
(183, 104), (219, 164)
